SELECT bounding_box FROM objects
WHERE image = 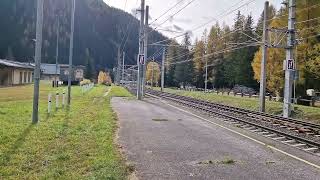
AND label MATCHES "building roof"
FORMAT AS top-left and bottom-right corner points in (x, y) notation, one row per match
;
(59, 64), (85, 69)
(40, 63), (60, 75)
(0, 59), (34, 69)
